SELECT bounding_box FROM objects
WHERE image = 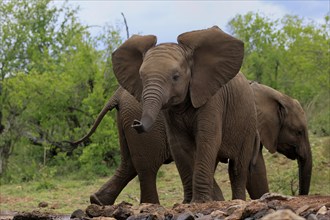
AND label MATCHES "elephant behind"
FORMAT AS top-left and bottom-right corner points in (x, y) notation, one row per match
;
(248, 81), (312, 197)
(72, 86), (224, 205)
(72, 86), (171, 205)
